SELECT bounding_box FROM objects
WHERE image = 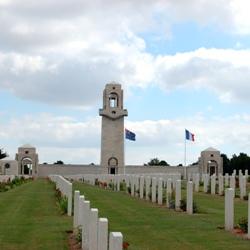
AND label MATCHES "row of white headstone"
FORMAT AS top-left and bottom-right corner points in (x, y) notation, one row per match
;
(80, 174), (195, 215)
(225, 189), (250, 238)
(73, 190), (123, 250)
(188, 171), (248, 199)
(49, 175), (72, 216)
